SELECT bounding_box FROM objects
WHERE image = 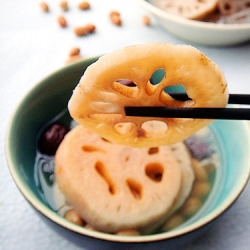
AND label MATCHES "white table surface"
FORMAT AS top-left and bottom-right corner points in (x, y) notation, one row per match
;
(1, 0), (250, 249)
